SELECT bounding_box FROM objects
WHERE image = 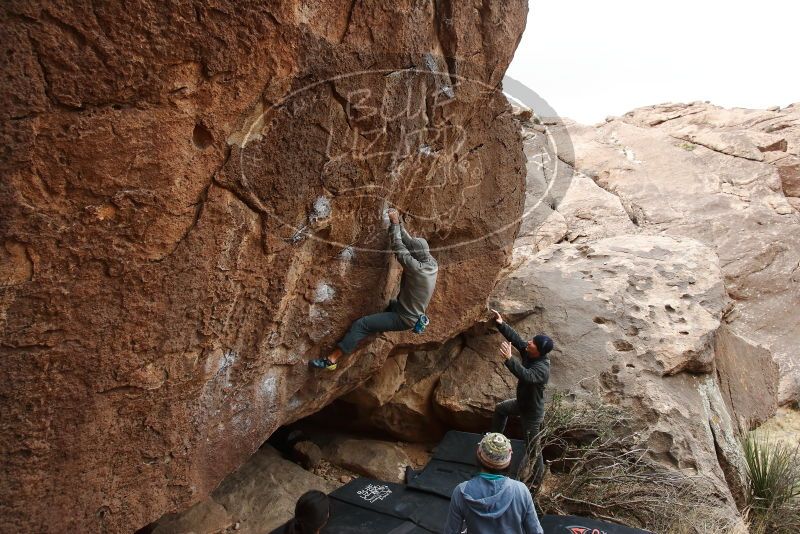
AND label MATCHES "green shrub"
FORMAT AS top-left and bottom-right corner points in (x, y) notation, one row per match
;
(742, 432), (800, 533)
